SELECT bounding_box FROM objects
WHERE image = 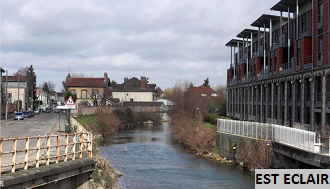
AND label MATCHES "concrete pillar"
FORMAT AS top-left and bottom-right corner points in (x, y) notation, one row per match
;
(292, 81), (295, 127)
(311, 78), (314, 131)
(296, 0), (299, 39)
(322, 75), (326, 127)
(271, 83), (275, 122)
(270, 19), (272, 49)
(265, 84), (268, 123)
(234, 46), (236, 78)
(284, 81), (288, 125)
(280, 11), (283, 34)
(254, 85), (260, 122)
(251, 86), (254, 120)
(288, 6), (291, 64)
(258, 27), (261, 54)
(300, 80), (305, 125)
(277, 83), (281, 125)
(263, 24), (266, 70)
(243, 88), (245, 120)
(247, 87), (250, 119)
(261, 85), (264, 123)
(238, 42), (240, 63)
